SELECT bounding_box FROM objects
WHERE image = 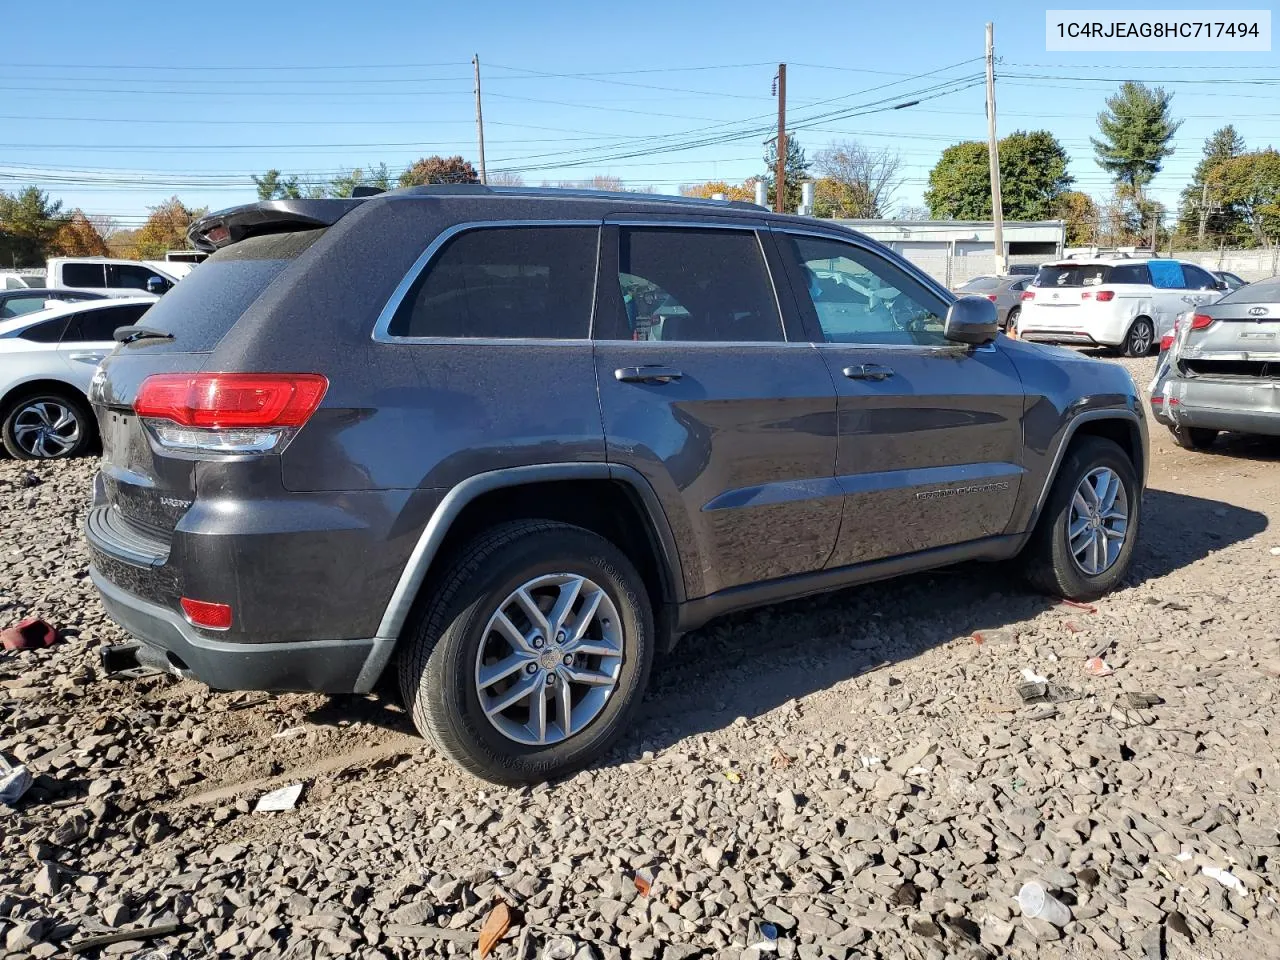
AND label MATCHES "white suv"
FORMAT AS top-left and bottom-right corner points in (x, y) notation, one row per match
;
(1015, 258), (1225, 356)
